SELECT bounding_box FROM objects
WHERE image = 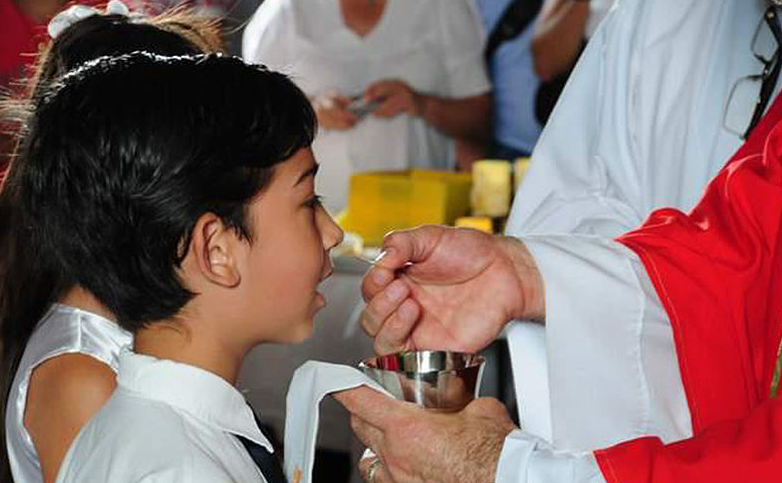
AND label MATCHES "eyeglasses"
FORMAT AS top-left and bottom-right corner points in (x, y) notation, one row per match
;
(724, 6), (782, 139)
